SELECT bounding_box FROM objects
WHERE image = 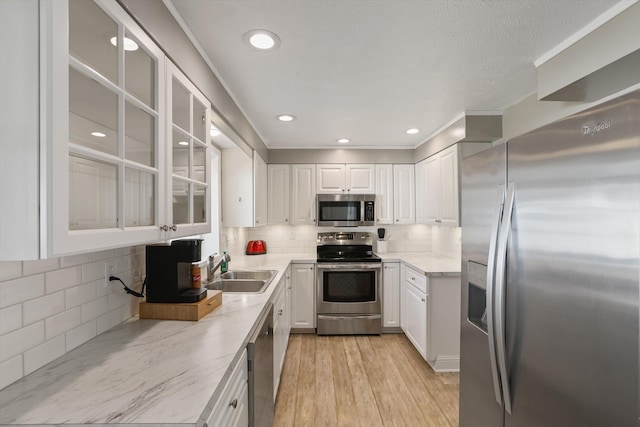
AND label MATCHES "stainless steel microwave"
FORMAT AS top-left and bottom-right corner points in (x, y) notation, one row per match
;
(316, 194), (376, 227)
